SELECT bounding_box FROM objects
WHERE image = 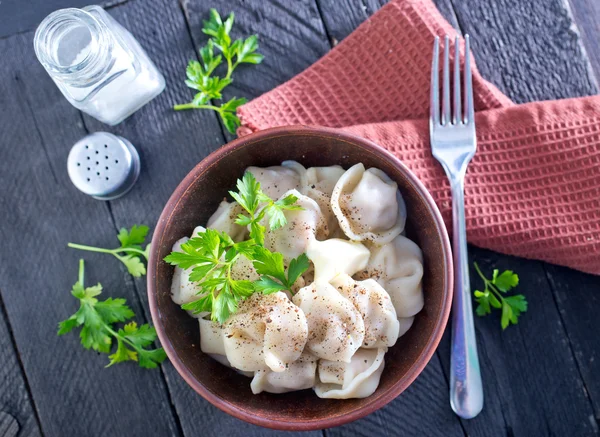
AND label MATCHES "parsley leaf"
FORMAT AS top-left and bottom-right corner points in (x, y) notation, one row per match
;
(473, 262), (528, 330)
(68, 225), (150, 277)
(58, 260), (166, 369)
(165, 173), (308, 323)
(174, 9), (263, 133)
(287, 253), (310, 287)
